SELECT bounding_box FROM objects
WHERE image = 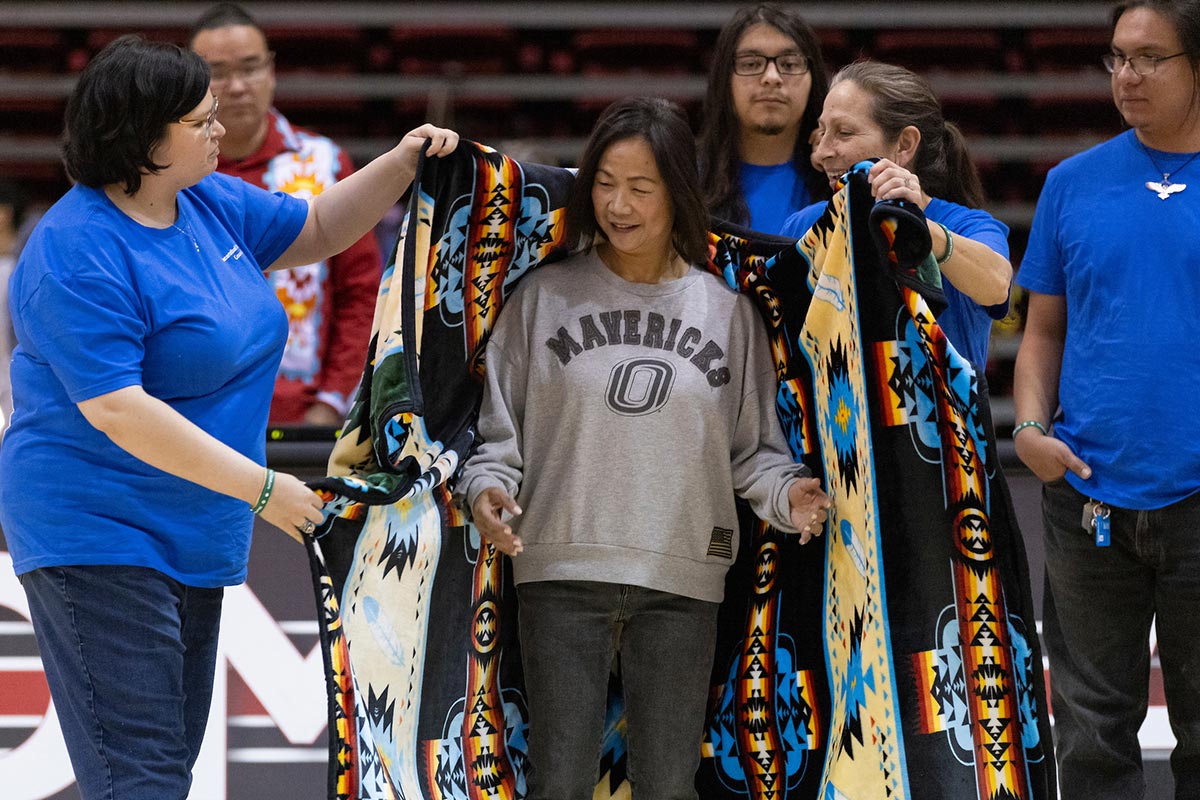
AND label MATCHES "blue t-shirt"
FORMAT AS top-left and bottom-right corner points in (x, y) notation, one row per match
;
(0, 172), (308, 586)
(1018, 130), (1200, 508)
(781, 197), (1010, 369)
(739, 161), (812, 235)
